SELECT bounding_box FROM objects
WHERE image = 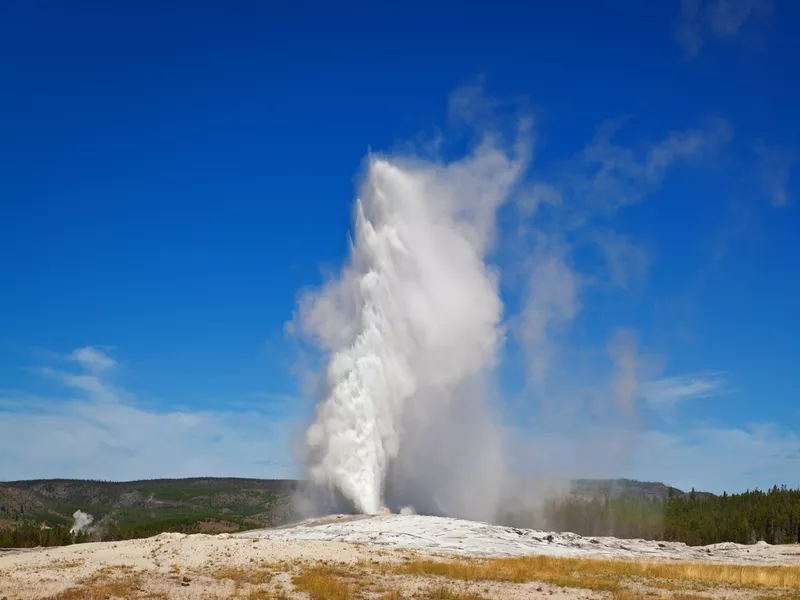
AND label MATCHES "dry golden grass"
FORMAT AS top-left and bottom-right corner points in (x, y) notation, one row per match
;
(397, 555), (800, 593)
(94, 563), (138, 576)
(243, 589), (275, 600)
(418, 586), (487, 600)
(292, 564), (362, 600)
(42, 571), (167, 600)
(48, 559), (85, 570)
(378, 584), (488, 600)
(397, 556), (621, 592)
(612, 560), (800, 590)
(212, 565), (274, 586)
